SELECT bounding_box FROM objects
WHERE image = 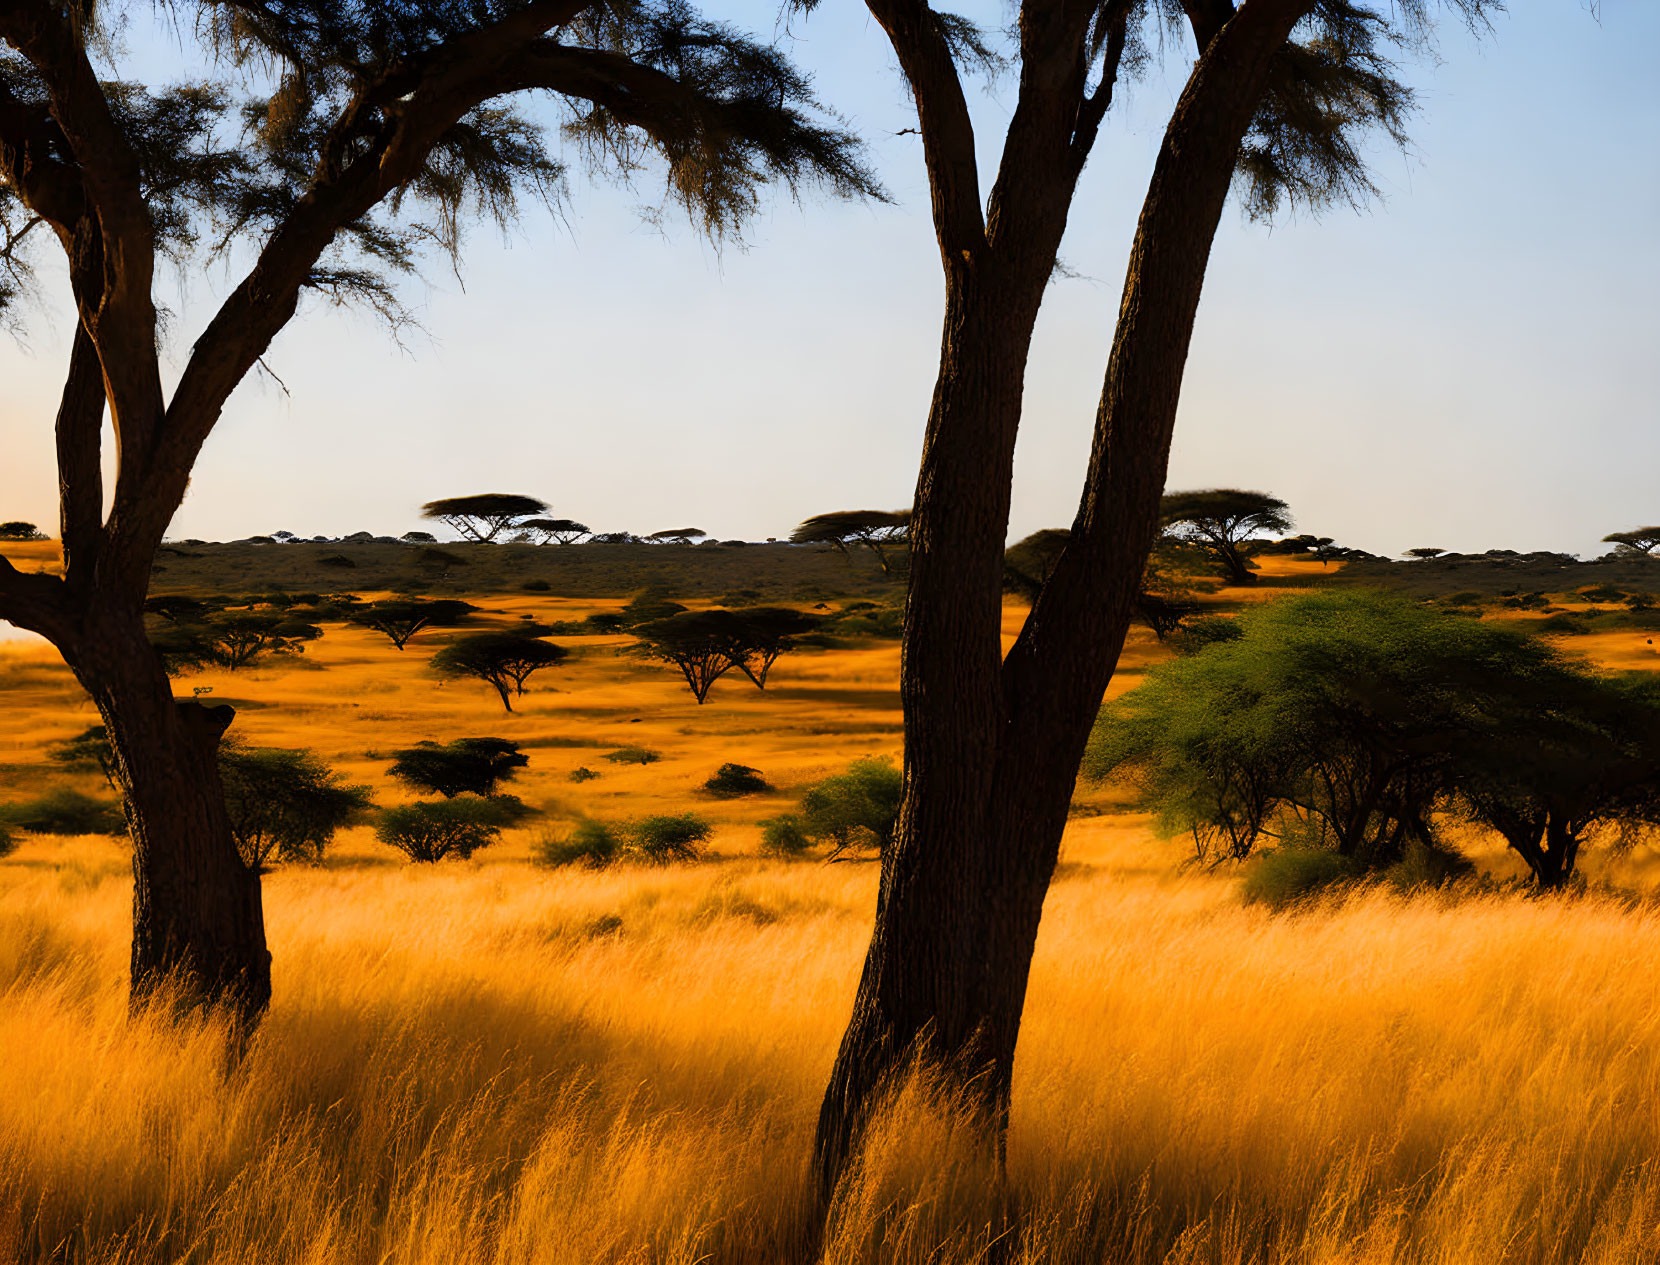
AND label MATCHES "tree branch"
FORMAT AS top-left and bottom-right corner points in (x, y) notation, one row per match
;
(0, 552), (70, 642)
(56, 319), (105, 586)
